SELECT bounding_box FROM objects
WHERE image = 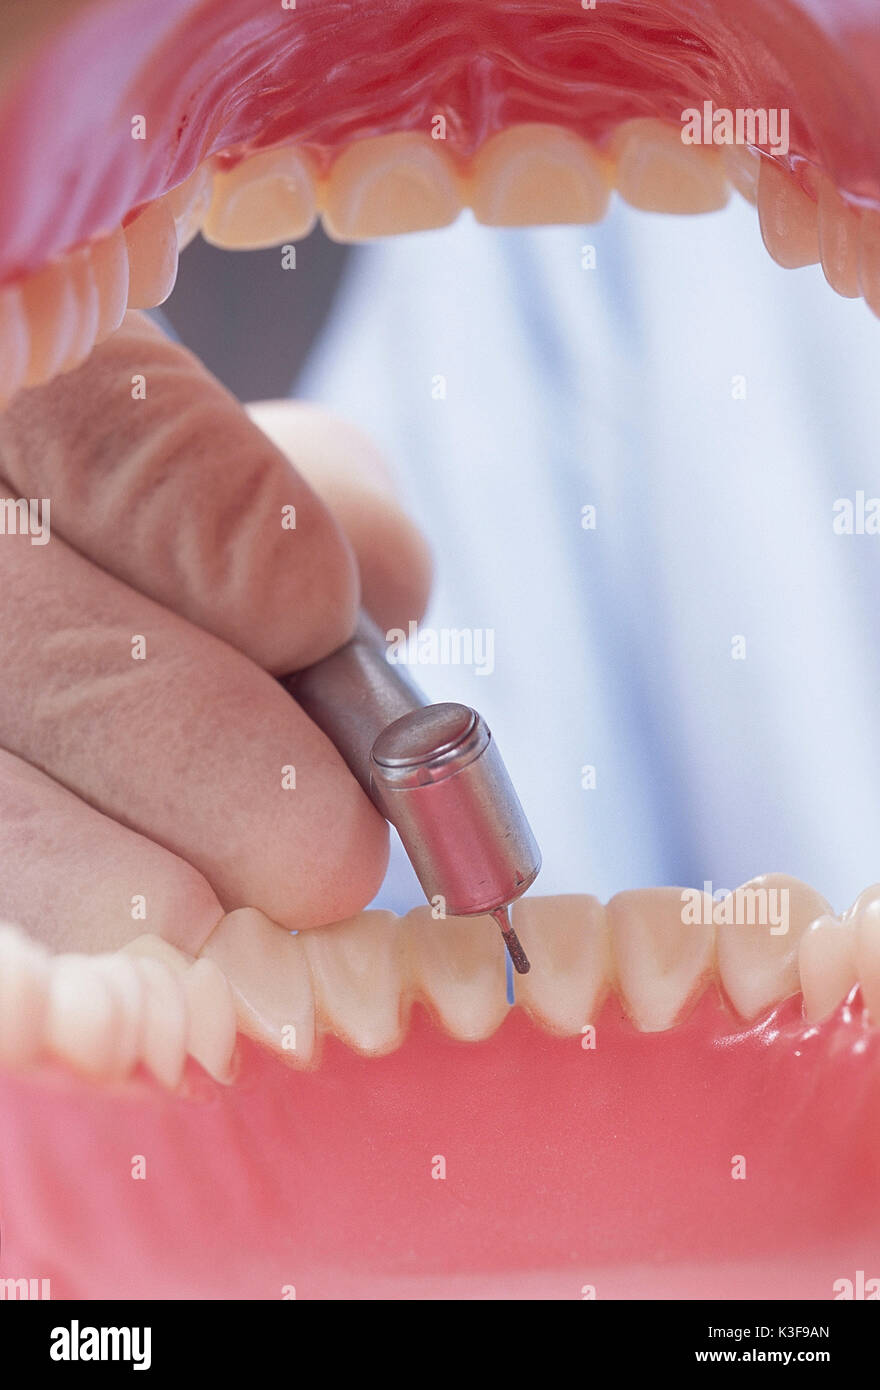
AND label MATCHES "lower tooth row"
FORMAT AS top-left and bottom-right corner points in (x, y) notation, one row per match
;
(0, 923), (236, 1087)
(206, 875), (880, 1065)
(1, 875), (877, 1086)
(4, 117), (877, 406)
